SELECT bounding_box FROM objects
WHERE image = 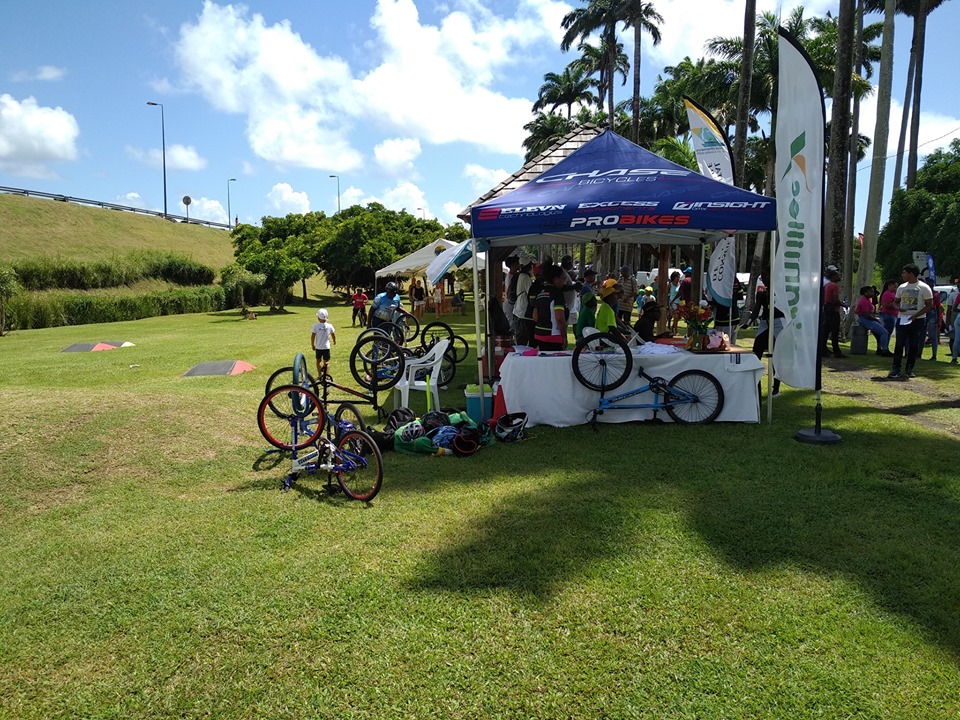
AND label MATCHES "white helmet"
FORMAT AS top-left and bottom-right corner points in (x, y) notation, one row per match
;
(316, 308), (328, 320)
